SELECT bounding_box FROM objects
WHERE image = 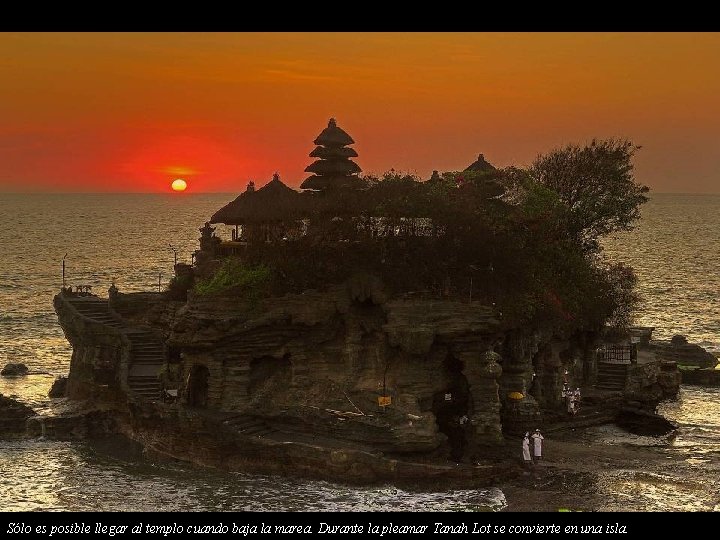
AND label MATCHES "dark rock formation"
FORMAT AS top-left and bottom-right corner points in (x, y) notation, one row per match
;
(657, 361), (682, 396)
(25, 407), (116, 439)
(53, 294), (129, 402)
(0, 394), (34, 435)
(167, 280), (504, 457)
(616, 406), (678, 436)
(671, 334), (687, 345)
(1, 363), (29, 377)
(625, 361), (681, 403)
(650, 336), (718, 368)
(53, 275), (678, 481)
(125, 401), (515, 485)
(48, 375), (68, 398)
(680, 367), (720, 386)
